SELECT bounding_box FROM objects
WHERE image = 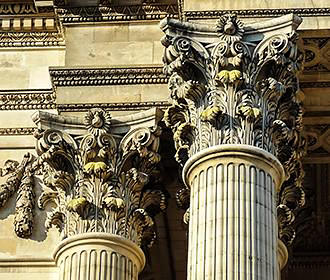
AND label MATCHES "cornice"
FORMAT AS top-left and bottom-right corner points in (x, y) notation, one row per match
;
(0, 15), (65, 48)
(0, 89), (55, 110)
(57, 101), (170, 112)
(184, 8), (330, 20)
(56, 4), (178, 23)
(49, 66), (168, 87)
(0, 1), (64, 48)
